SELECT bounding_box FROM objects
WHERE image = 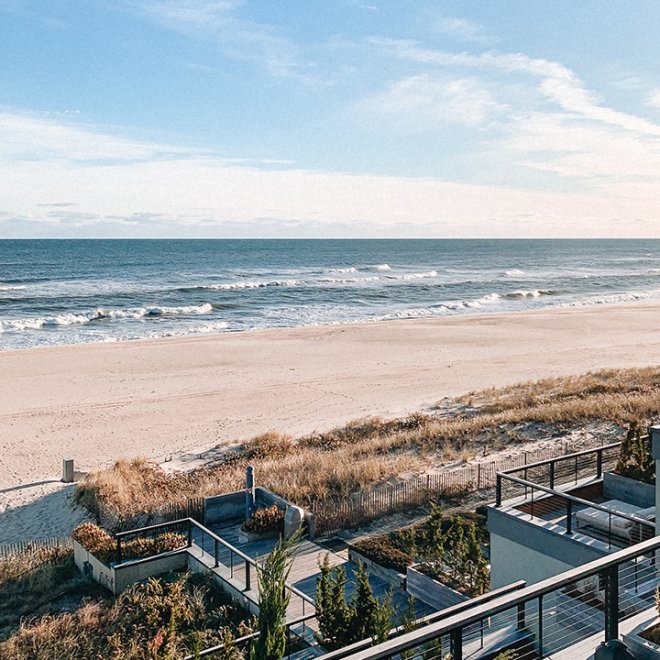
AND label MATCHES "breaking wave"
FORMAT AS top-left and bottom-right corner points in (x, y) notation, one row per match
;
(0, 303), (213, 333)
